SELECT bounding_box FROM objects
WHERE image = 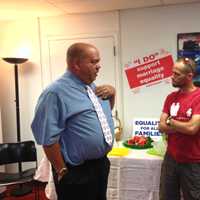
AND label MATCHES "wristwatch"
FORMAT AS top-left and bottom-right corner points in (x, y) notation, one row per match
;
(166, 116), (173, 126)
(57, 167), (68, 182)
